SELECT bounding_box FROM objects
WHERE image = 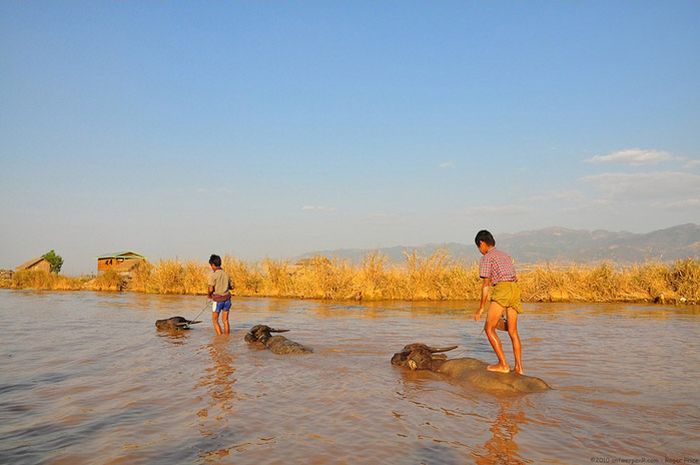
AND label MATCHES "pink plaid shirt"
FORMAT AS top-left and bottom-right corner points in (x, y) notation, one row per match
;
(479, 248), (517, 285)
